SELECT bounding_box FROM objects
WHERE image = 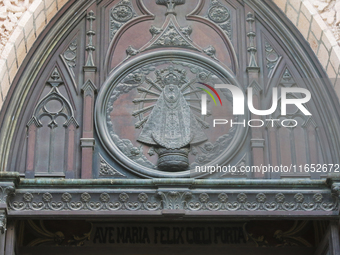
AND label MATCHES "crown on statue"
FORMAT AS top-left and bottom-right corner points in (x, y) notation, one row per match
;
(158, 66), (186, 87)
